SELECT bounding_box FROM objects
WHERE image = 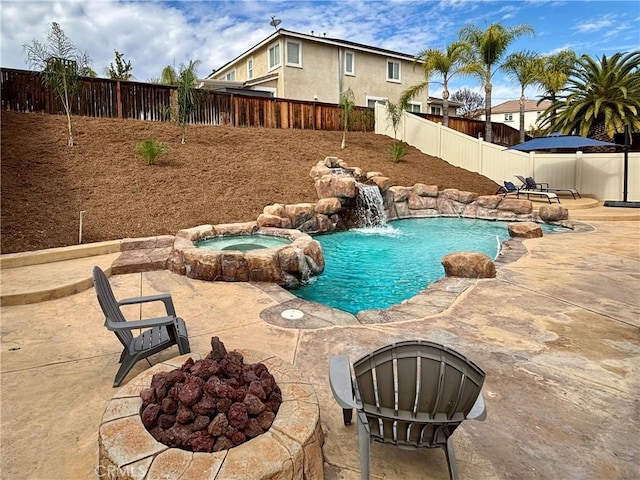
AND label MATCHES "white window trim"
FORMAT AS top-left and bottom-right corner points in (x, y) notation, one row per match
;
(247, 57), (254, 80)
(224, 70), (236, 81)
(268, 42), (281, 71)
(366, 95), (388, 108)
(406, 101), (422, 113)
(386, 59), (401, 83)
(505, 113), (513, 121)
(253, 86), (276, 97)
(345, 50), (355, 76)
(285, 40), (302, 68)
